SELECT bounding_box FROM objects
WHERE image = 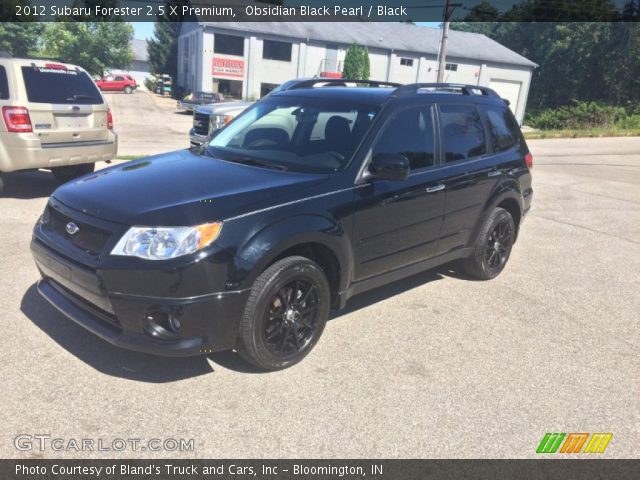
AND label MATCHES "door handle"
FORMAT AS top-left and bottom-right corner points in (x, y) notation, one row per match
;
(426, 184), (445, 193)
(487, 170), (502, 177)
